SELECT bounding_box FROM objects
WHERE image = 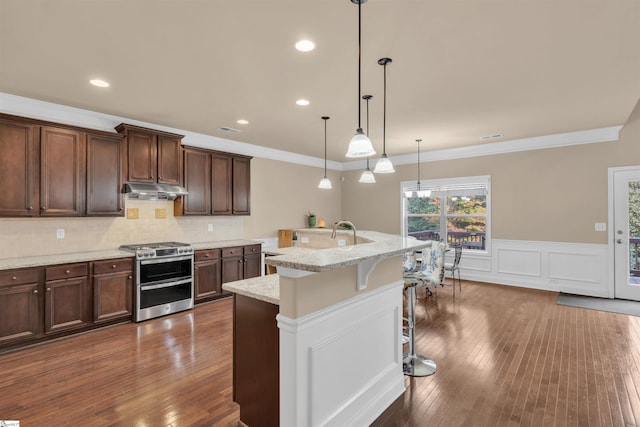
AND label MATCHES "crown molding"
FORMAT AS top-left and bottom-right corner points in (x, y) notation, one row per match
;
(343, 126), (623, 171)
(0, 93), (622, 172)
